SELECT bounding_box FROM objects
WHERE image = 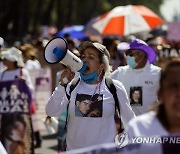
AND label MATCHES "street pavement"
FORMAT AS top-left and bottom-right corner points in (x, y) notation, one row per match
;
(35, 131), (58, 154)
